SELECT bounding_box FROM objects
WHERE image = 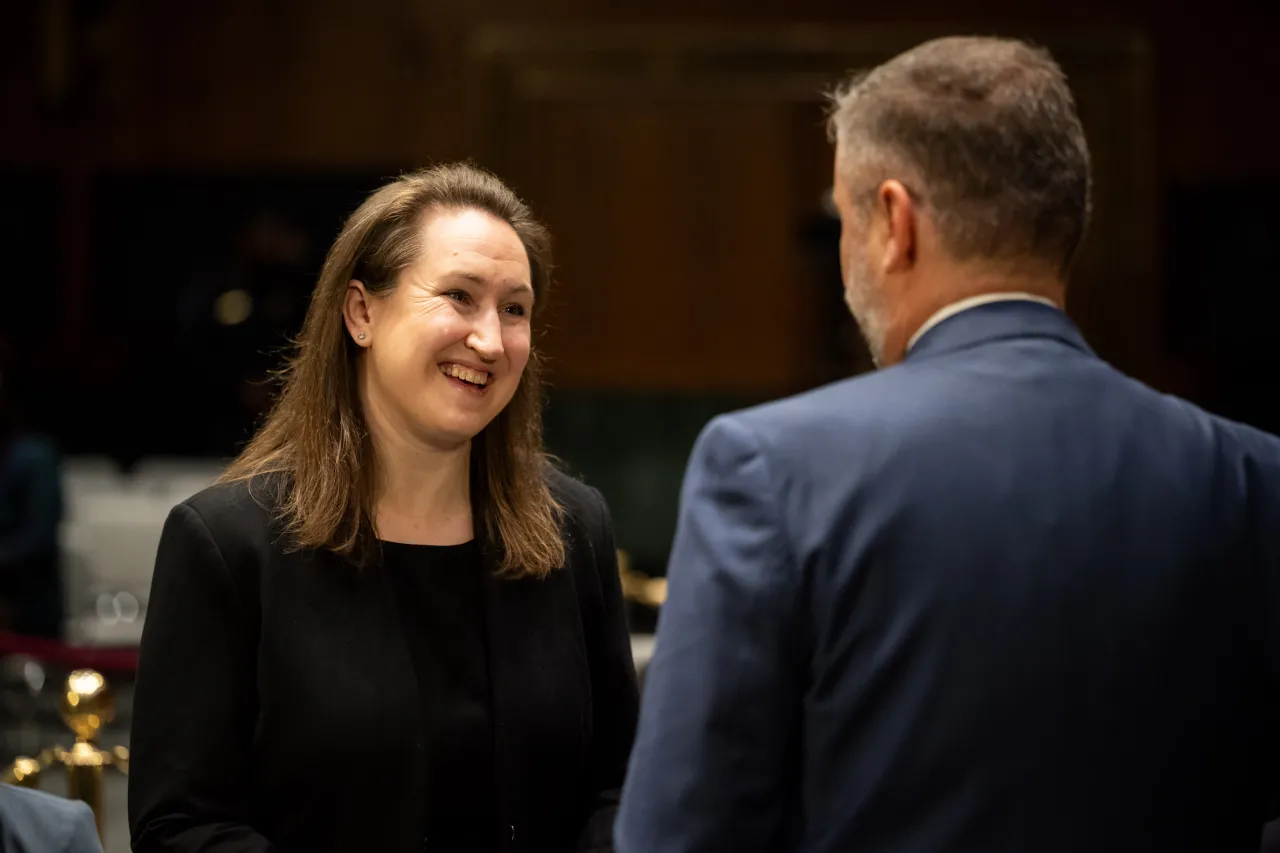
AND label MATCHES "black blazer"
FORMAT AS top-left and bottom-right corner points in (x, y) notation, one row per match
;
(128, 470), (639, 853)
